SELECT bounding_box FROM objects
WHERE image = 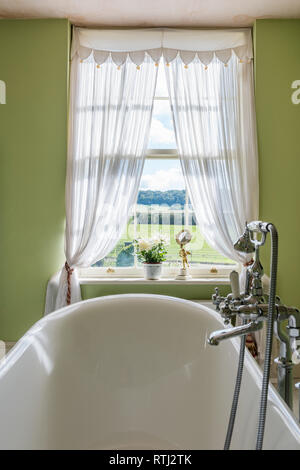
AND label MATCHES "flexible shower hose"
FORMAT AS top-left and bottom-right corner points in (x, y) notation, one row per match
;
(224, 319), (247, 450)
(224, 223), (278, 450)
(256, 224), (278, 450)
